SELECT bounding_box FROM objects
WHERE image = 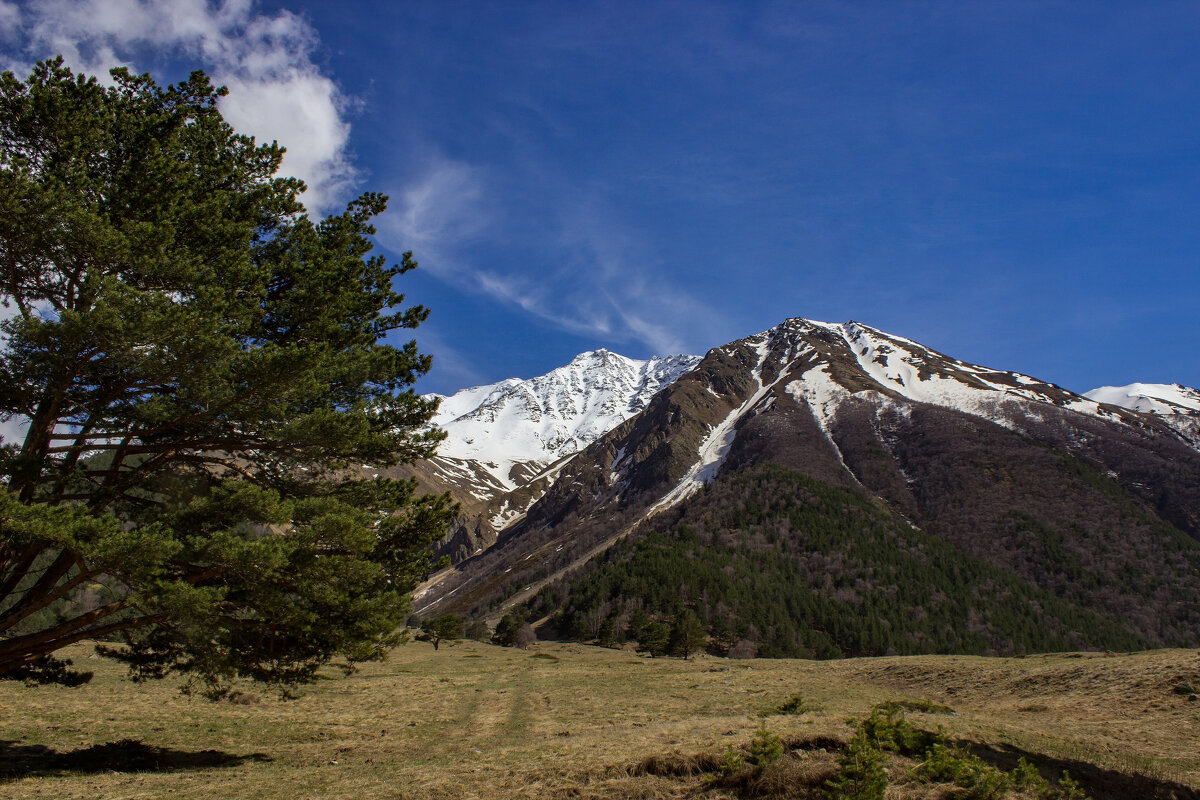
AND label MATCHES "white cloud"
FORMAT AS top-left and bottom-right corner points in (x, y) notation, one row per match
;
(0, 415), (28, 448)
(6, 0), (354, 212)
